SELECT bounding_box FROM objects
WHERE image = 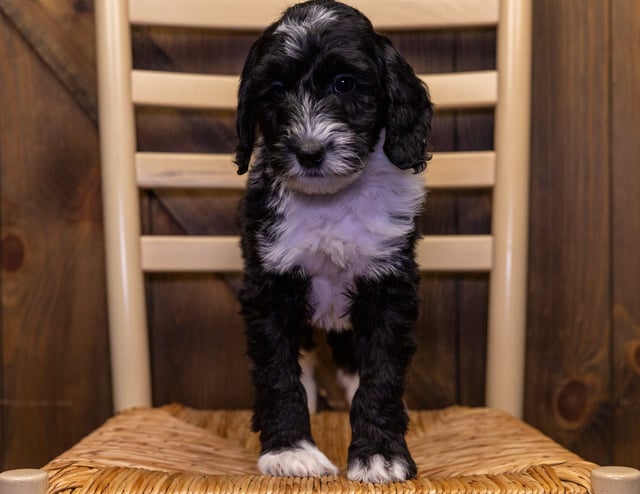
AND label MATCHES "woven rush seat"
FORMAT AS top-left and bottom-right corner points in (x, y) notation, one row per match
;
(44, 406), (596, 494)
